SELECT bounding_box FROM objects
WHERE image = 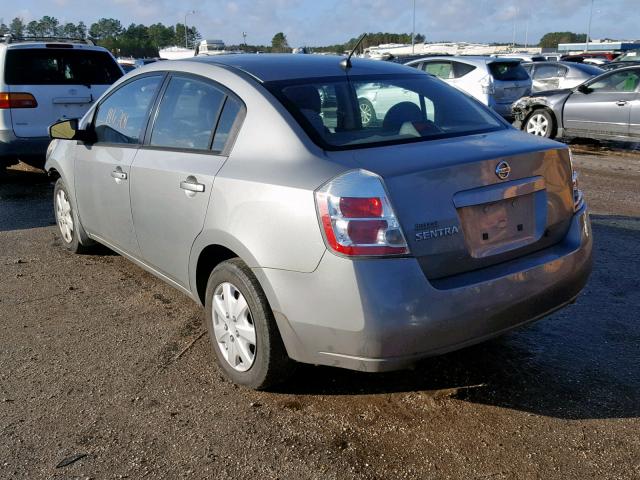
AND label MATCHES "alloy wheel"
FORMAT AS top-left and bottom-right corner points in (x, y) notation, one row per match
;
(212, 282), (256, 372)
(360, 102), (374, 126)
(55, 189), (74, 243)
(526, 113), (549, 136)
